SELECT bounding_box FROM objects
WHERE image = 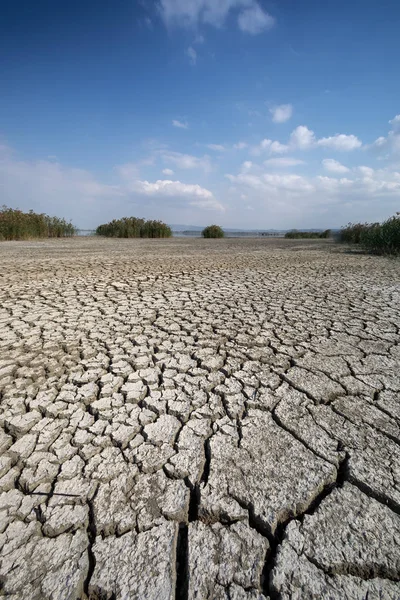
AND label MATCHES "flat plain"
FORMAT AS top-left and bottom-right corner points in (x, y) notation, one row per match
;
(0, 237), (399, 600)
